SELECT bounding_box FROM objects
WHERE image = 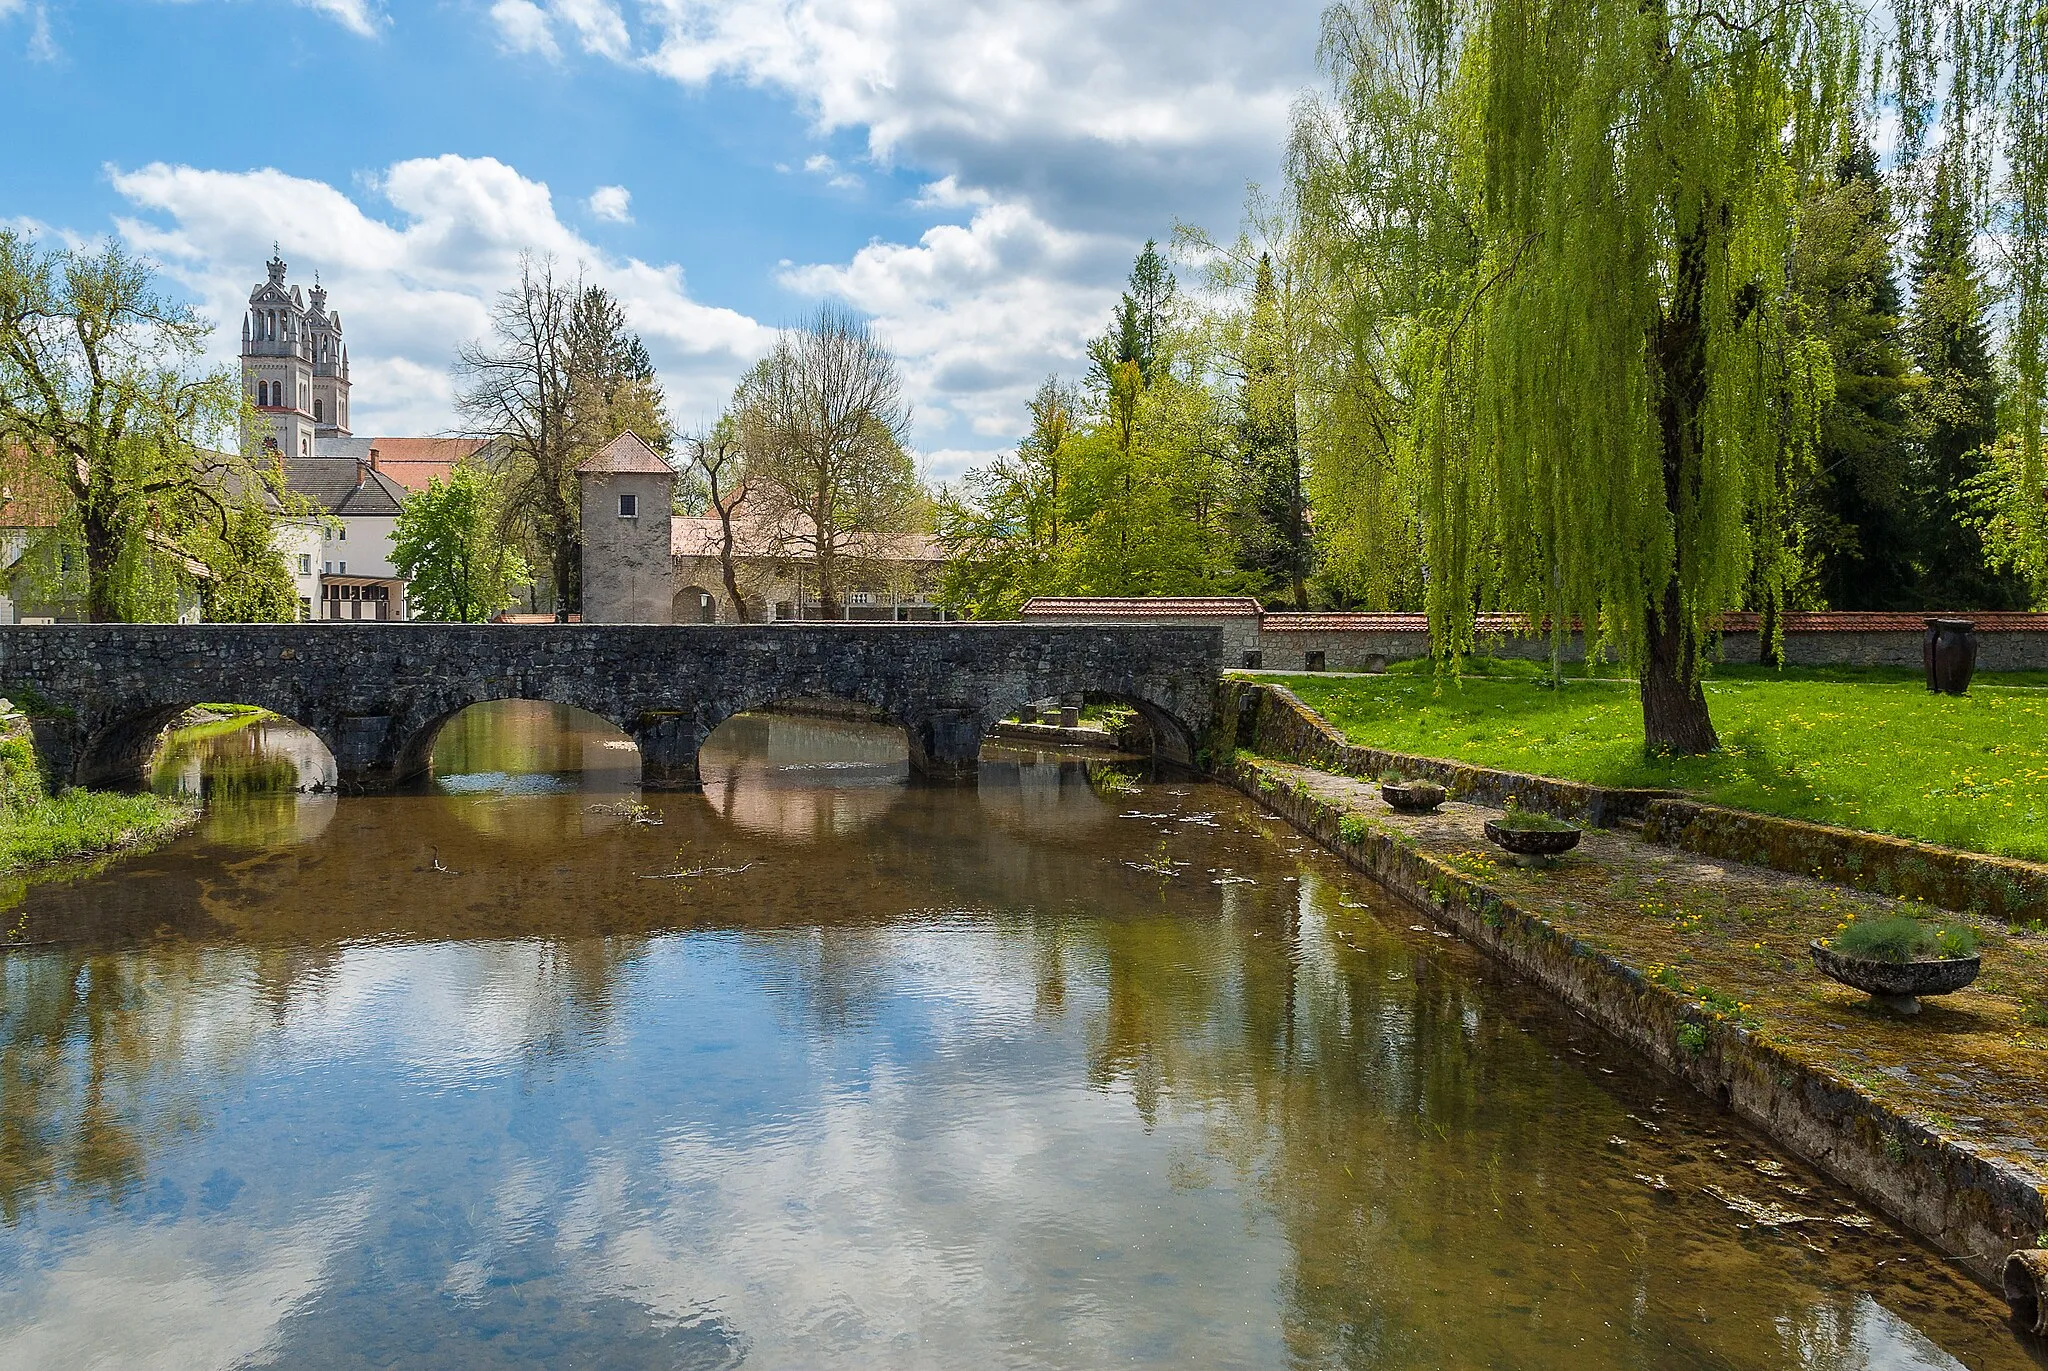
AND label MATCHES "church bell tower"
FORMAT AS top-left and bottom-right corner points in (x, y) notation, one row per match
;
(239, 250), (321, 460)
